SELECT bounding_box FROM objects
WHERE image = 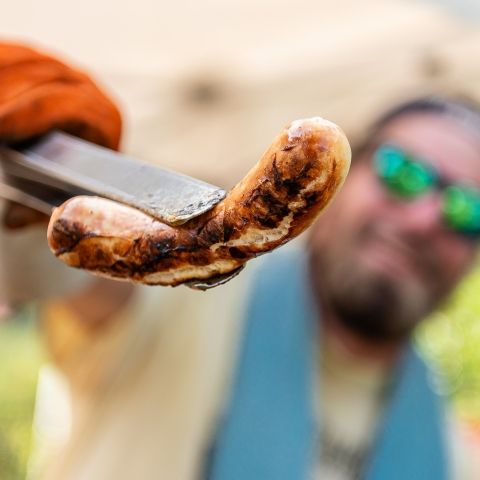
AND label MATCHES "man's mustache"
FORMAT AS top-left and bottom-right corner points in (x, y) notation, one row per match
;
(357, 223), (443, 287)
